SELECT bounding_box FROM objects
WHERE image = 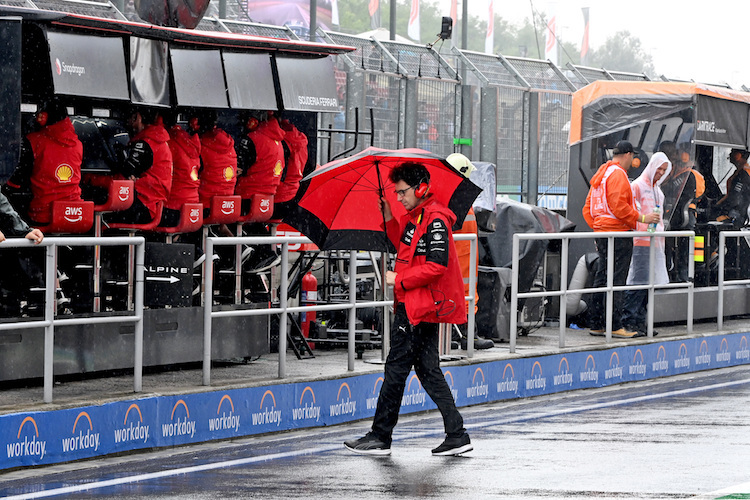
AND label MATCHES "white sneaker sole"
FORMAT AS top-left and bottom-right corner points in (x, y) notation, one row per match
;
(344, 444), (392, 456)
(432, 443), (473, 456)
